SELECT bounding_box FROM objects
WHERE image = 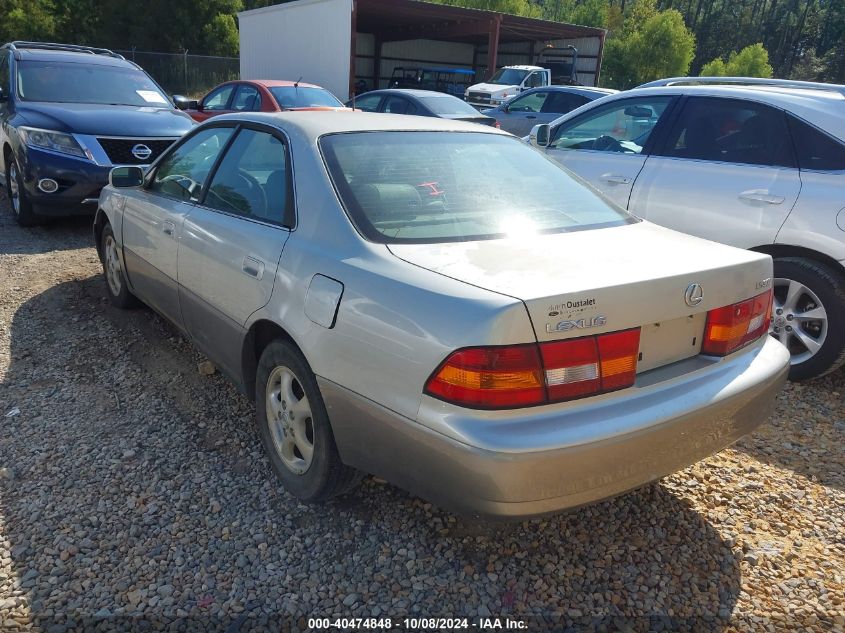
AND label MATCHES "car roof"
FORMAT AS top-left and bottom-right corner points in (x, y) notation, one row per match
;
(525, 85), (617, 95)
(562, 84), (845, 141)
(14, 48), (133, 68)
(245, 79), (324, 89)
(366, 89), (463, 99)
(210, 110), (510, 138)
